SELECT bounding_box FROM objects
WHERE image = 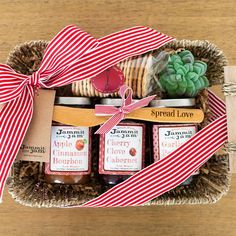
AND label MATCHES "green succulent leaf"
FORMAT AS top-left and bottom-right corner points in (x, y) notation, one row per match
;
(202, 75), (209, 87)
(170, 54), (183, 65)
(173, 62), (181, 71)
(179, 50), (194, 64)
(198, 76), (206, 88)
(186, 72), (199, 83)
(193, 80), (202, 91)
(176, 78), (187, 96)
(166, 75), (178, 89)
(159, 76), (167, 90)
(184, 63), (193, 73)
(176, 65), (188, 76)
(185, 79), (196, 97)
(166, 82), (178, 94)
(193, 61), (207, 76)
(166, 67), (175, 74)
